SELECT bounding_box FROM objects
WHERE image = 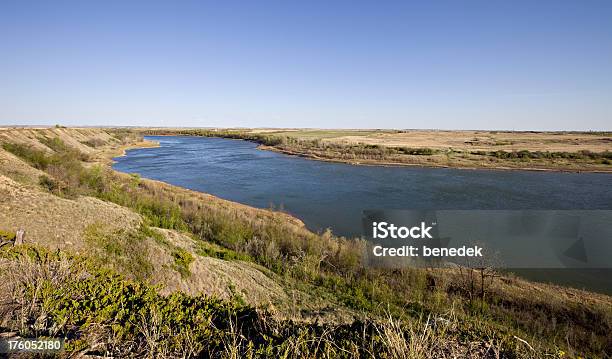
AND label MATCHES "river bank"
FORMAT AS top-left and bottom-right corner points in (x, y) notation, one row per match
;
(116, 135), (612, 294)
(258, 143), (612, 173)
(119, 136), (612, 237)
(143, 128), (612, 173)
(2, 127), (611, 357)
